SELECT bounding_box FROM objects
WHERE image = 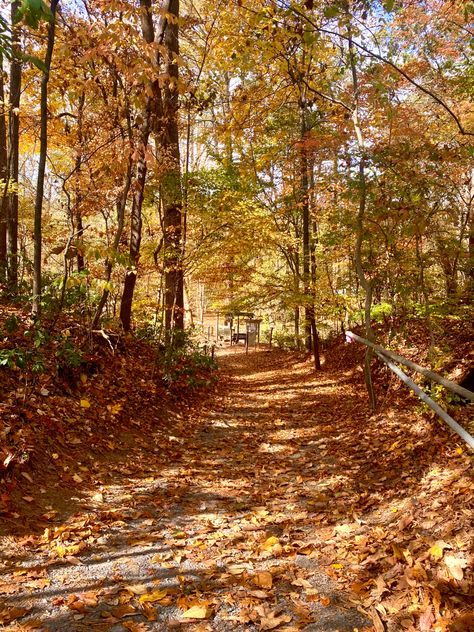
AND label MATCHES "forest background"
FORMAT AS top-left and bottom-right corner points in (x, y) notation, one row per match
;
(0, 0), (473, 367)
